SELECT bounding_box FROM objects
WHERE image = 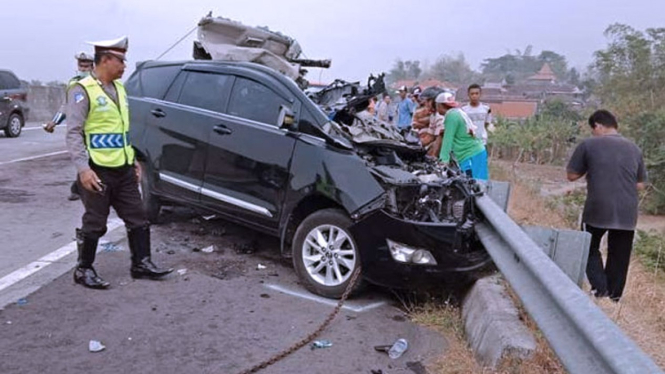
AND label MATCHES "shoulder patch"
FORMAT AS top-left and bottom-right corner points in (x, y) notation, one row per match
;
(74, 93), (85, 103)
